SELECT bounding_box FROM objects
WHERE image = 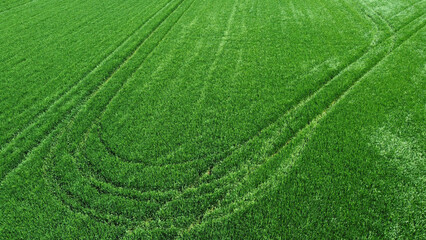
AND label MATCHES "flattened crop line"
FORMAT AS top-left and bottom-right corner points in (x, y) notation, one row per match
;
(93, 0), (189, 120)
(95, 0), (385, 167)
(76, 40), (206, 201)
(98, 0), (238, 165)
(207, 5), (425, 170)
(79, 2), (392, 226)
(161, 12), (426, 234)
(392, 1), (426, 32)
(0, 1), (129, 119)
(44, 165), (133, 227)
(80, 12), (425, 235)
(235, 19), (426, 222)
(190, 15), (426, 229)
(269, 19), (425, 169)
(0, 0), (172, 152)
(45, 153), (158, 227)
(41, 118), (165, 228)
(54, 0), (198, 230)
(89, 7), (422, 234)
(390, 0), (426, 21)
(38, 0), (195, 225)
(75, 0), (197, 191)
(69, 0), (238, 226)
(195, 0), (238, 107)
(357, 0), (398, 54)
(0, 0), (183, 183)
(49, 0), (190, 188)
(92, 0), (196, 160)
(131, 0), (385, 171)
(359, 0), (394, 34)
(43, 0), (197, 227)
